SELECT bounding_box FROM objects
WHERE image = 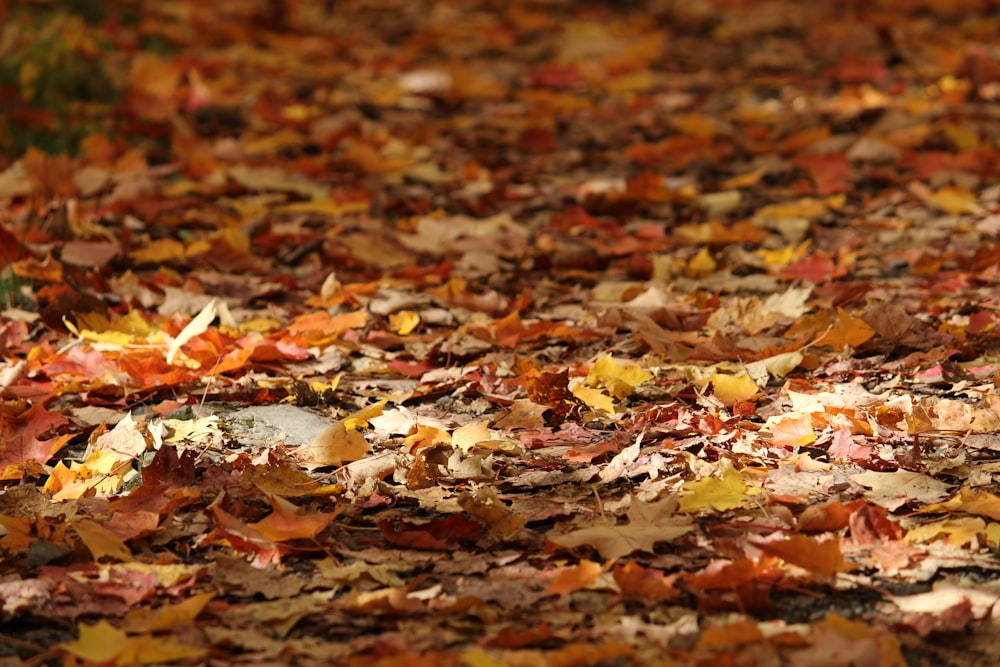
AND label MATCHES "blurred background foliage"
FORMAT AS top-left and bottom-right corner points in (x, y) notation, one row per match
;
(0, 1), (130, 159)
